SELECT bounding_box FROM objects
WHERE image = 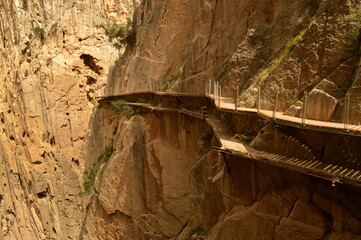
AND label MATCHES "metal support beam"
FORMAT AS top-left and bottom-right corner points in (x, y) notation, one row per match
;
(184, 113), (193, 123)
(201, 106), (208, 120)
(151, 109), (159, 119)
